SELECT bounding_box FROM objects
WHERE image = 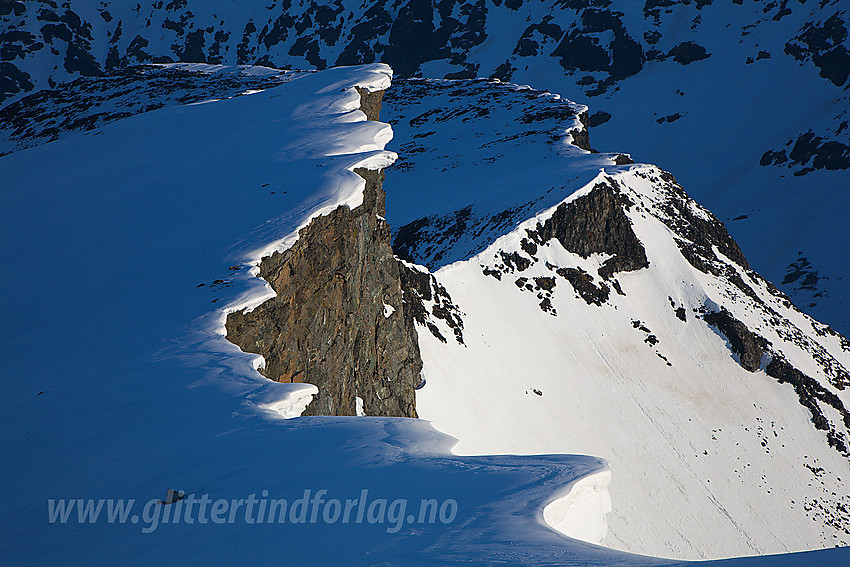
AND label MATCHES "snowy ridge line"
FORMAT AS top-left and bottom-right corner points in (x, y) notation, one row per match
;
(206, 67), (625, 543)
(384, 77), (634, 272)
(411, 76), (591, 153)
(387, 70), (848, 557)
(174, 64), (398, 420)
(619, 168), (850, 398)
(415, 155), (850, 557)
(153, 62), (286, 77)
(5, 54), (849, 564)
(457, 158), (850, 409)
